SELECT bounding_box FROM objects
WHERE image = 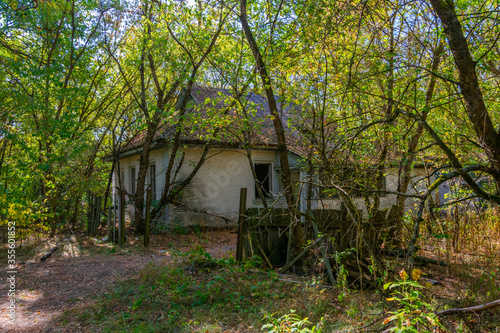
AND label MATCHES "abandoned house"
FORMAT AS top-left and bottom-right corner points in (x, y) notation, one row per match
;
(112, 86), (305, 227)
(112, 86), (435, 228)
